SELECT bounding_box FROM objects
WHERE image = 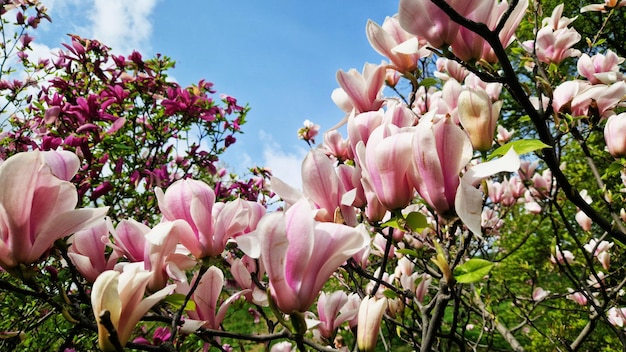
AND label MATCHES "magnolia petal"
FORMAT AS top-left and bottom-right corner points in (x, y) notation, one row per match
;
(122, 277), (175, 346)
(113, 219), (150, 262)
(456, 148), (520, 236)
(213, 200), (249, 248)
(235, 231), (261, 259)
(180, 319), (207, 334)
(91, 270), (122, 352)
(391, 37), (421, 55)
(30, 207), (108, 265)
(194, 266), (224, 329)
(337, 69), (369, 112)
(67, 252), (100, 283)
(305, 221), (369, 297)
(331, 87), (354, 114)
(42, 149), (80, 181)
(302, 150), (341, 214)
(270, 176), (303, 209)
(215, 289), (252, 329)
(357, 296), (387, 352)
(283, 199), (316, 292)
